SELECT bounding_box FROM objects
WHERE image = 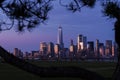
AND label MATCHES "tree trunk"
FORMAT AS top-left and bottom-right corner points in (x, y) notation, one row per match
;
(112, 47), (120, 80)
(0, 46), (105, 80)
(112, 21), (120, 80)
